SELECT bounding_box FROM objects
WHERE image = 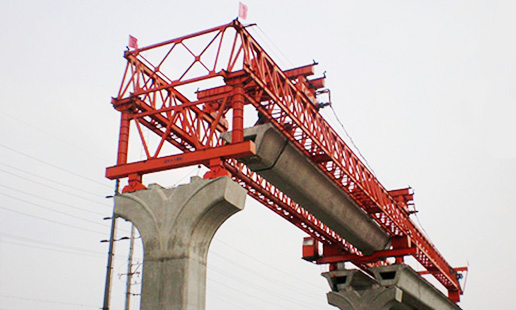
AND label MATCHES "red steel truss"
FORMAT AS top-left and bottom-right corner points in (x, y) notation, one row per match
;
(105, 19), (463, 301)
